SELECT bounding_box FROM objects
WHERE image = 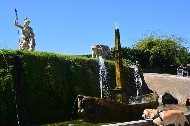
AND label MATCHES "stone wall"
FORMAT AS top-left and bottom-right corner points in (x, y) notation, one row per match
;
(102, 113), (190, 126)
(143, 73), (190, 104)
